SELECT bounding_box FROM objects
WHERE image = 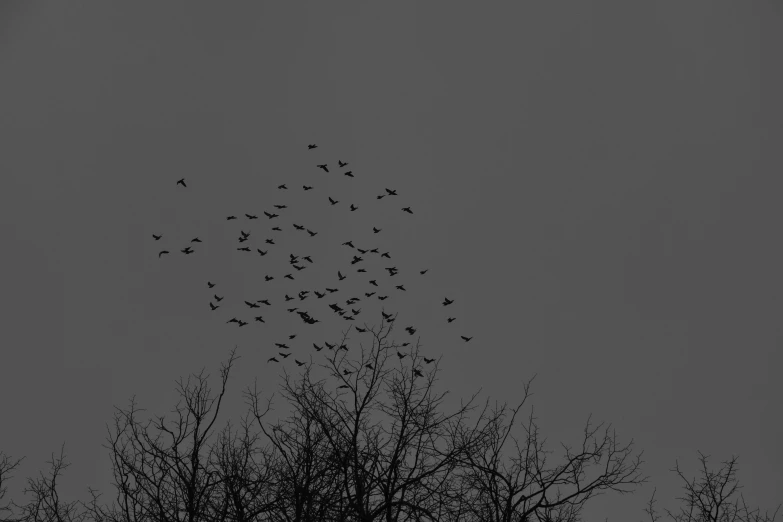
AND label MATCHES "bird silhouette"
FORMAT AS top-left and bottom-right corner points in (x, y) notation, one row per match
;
(268, 357), (279, 363)
(344, 171), (354, 178)
(274, 204), (287, 209)
(365, 292), (375, 297)
(264, 211), (279, 219)
(317, 164), (329, 173)
(397, 351), (407, 359)
(420, 269), (429, 275)
(272, 226), (281, 231)
(278, 184), (287, 189)
(350, 204), (358, 211)
(343, 241), (355, 248)
(303, 185), (313, 191)
(245, 213), (258, 219)
(447, 317), (456, 323)
(307, 229), (317, 237)
(370, 248), (379, 254)
(313, 343), (323, 351)
(414, 369), (423, 377)
(402, 207), (413, 214)
(396, 285), (406, 291)
(237, 247), (251, 252)
(443, 298), (454, 306)
(308, 144), (317, 149)
(207, 282), (216, 288)
(209, 302), (219, 310)
(237, 320), (248, 327)
(326, 287), (339, 293)
(385, 188), (397, 196)
(181, 247), (194, 255)
(255, 316), (265, 323)
(288, 334), (297, 339)
(365, 363), (374, 370)
(152, 234), (162, 240)
(303, 256), (313, 263)
(358, 248), (368, 254)
(158, 250), (169, 257)
(265, 239), (275, 245)
(176, 178), (186, 187)
(356, 327), (367, 332)
(275, 343), (290, 349)
(293, 224), (305, 230)
(191, 237), (202, 243)
(338, 160), (348, 167)
(329, 197), (339, 205)
(265, 275), (274, 281)
(423, 357), (435, 364)
(227, 318), (239, 324)
(245, 301), (260, 308)
(378, 295), (388, 301)
(338, 384), (350, 389)
(214, 294), (223, 301)
(258, 299), (271, 306)
(381, 252), (391, 259)
(377, 195), (385, 200)
(351, 256), (363, 265)
(227, 216), (237, 220)
(368, 280), (378, 287)
(257, 249), (267, 256)
(373, 227), (382, 233)
(295, 360), (305, 366)
(278, 352), (291, 359)
(240, 231), (250, 238)
(461, 336), (473, 342)
(284, 274), (294, 280)
(338, 271), (346, 281)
